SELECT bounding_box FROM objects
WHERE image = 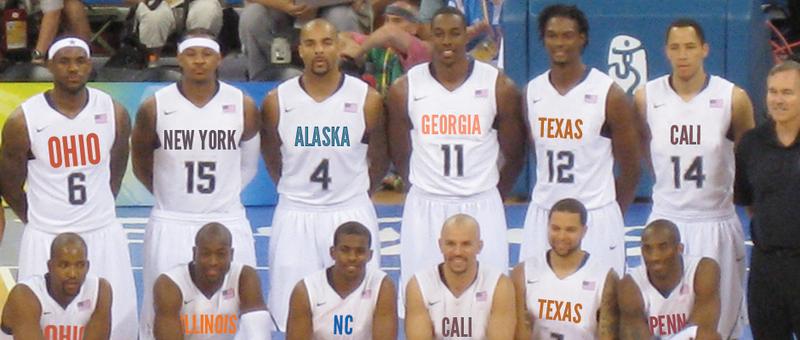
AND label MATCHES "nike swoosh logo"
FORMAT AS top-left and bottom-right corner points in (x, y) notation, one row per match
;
(315, 302), (326, 307)
(654, 103), (665, 108)
(427, 301), (440, 306)
(42, 311), (52, 315)
(526, 279), (538, 284)
(413, 96), (427, 101)
(609, 245), (618, 250)
(164, 110), (178, 115)
(183, 300), (193, 306)
(532, 98), (542, 104)
(36, 126), (48, 132)
(284, 107), (295, 113)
